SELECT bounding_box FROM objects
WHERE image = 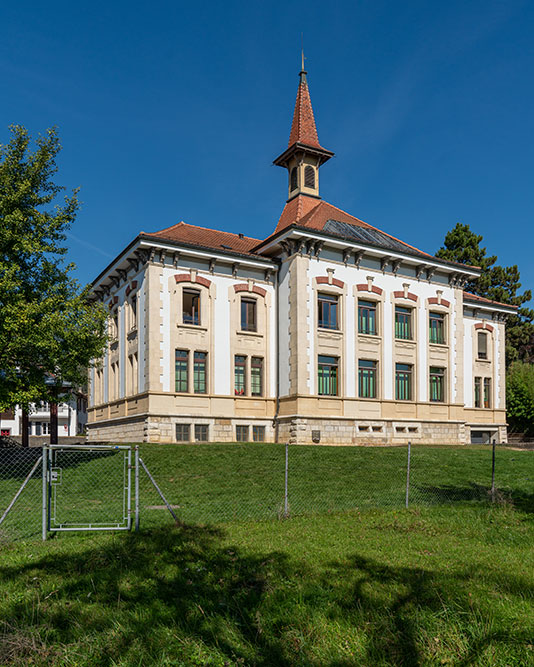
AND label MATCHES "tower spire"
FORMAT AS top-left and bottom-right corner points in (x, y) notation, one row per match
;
(273, 59), (334, 201)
